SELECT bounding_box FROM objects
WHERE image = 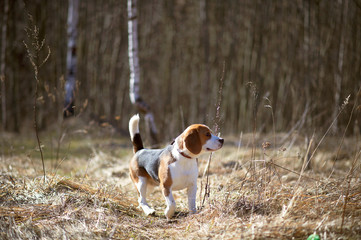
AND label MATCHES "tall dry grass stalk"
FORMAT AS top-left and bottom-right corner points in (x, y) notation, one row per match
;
(200, 61), (225, 209)
(247, 81), (259, 177)
(330, 87), (361, 177)
(295, 135), (314, 188)
(264, 97), (276, 149)
(308, 94), (350, 167)
(341, 148), (361, 232)
(23, 16), (50, 183)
